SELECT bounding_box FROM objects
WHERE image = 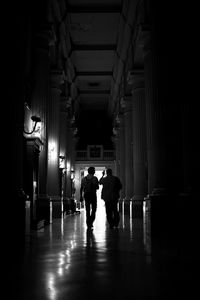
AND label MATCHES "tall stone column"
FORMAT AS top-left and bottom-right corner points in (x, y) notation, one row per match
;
(143, 34), (179, 197)
(181, 102), (199, 195)
(124, 96), (133, 200)
(112, 125), (121, 178)
(143, 40), (163, 195)
(115, 133), (121, 177)
(31, 47), (49, 195)
(132, 77), (148, 200)
(143, 36), (176, 237)
(31, 28), (55, 196)
(141, 5), (182, 198)
(179, 101), (200, 236)
(140, 15), (183, 237)
(59, 96), (69, 200)
(46, 70), (63, 197)
(119, 114), (126, 199)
